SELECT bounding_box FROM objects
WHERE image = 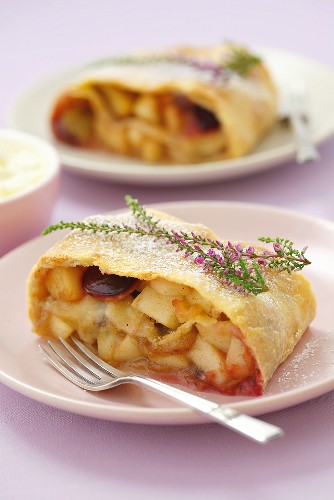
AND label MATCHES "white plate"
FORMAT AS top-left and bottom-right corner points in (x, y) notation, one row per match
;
(8, 47), (334, 186)
(1, 201), (334, 424)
